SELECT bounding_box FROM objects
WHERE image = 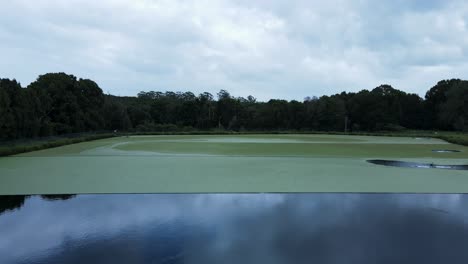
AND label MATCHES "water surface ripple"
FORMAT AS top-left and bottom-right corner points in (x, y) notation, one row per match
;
(1, 193), (468, 263)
